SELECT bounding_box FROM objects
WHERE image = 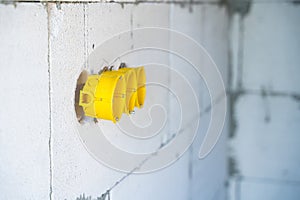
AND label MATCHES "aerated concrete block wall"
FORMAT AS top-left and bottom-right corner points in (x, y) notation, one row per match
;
(227, 0), (300, 199)
(1, 0), (299, 200)
(0, 1), (229, 200)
